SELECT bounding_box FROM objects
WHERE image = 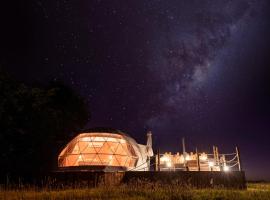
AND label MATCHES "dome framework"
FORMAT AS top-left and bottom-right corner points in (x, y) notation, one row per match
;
(58, 132), (138, 170)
